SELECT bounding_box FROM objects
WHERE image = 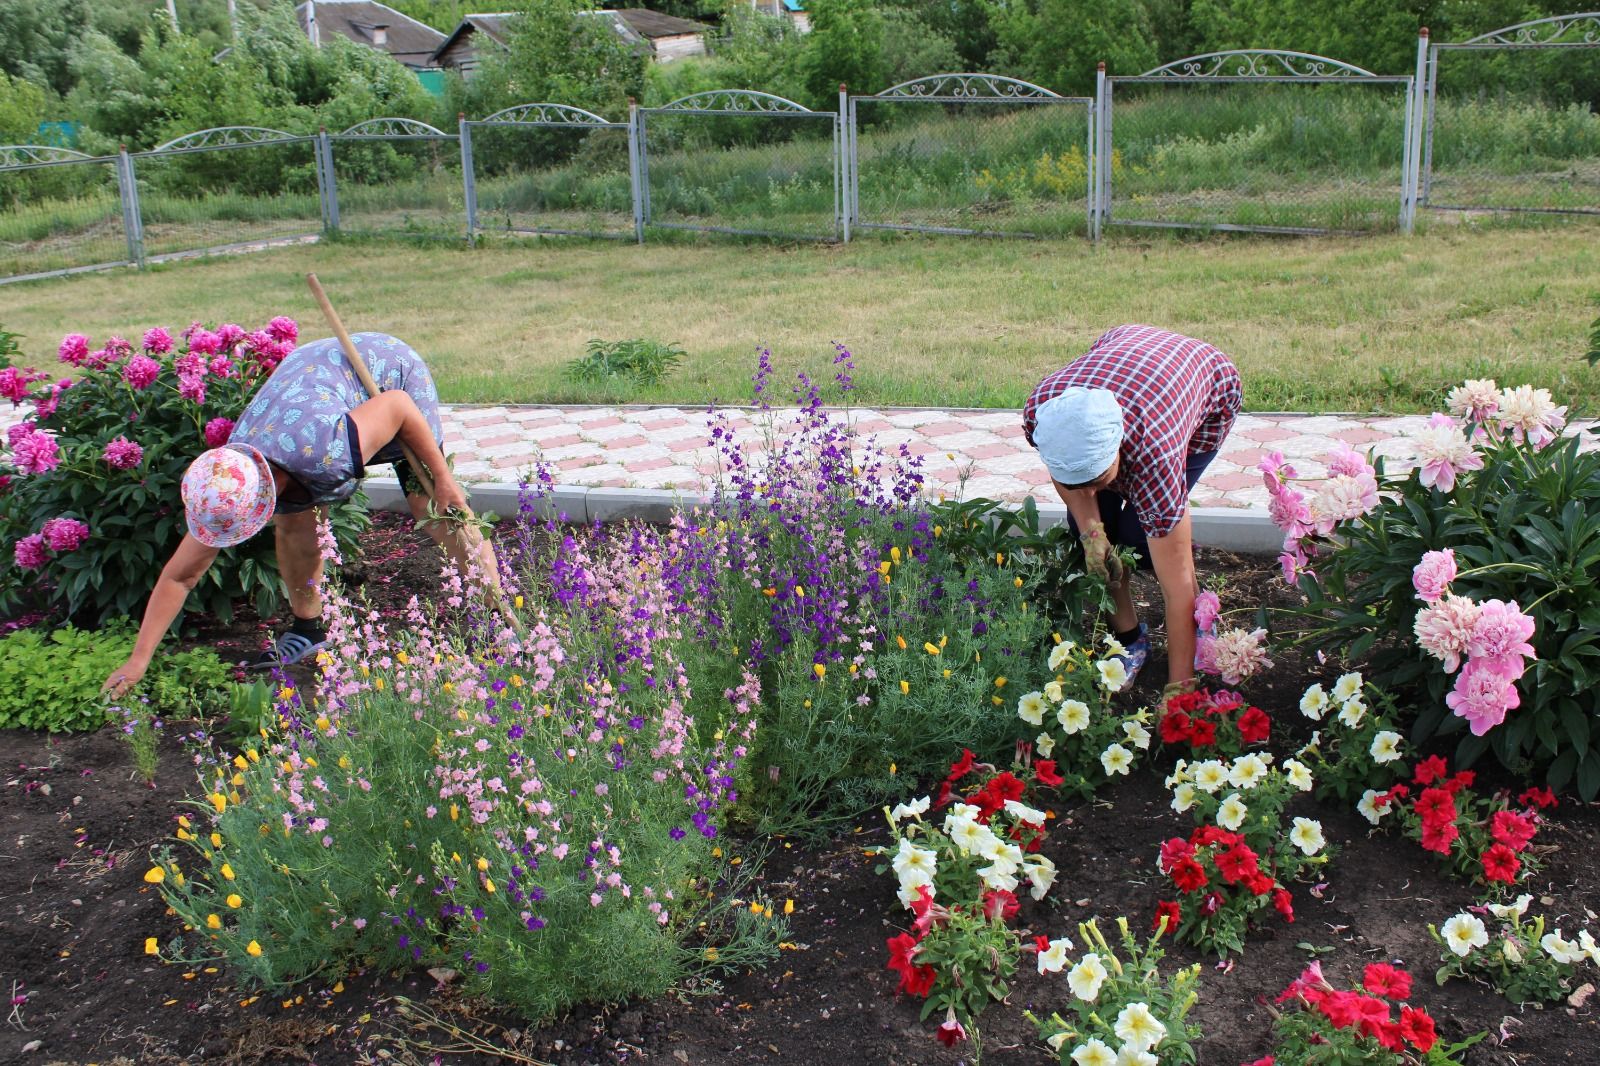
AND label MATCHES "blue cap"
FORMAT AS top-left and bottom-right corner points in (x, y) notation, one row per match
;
(1033, 387), (1124, 486)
